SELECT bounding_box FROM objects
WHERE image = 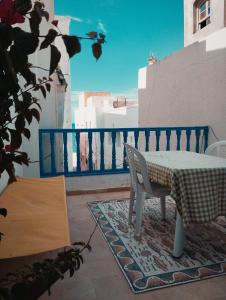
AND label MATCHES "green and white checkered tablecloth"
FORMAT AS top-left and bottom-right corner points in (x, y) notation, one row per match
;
(136, 151), (226, 225)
